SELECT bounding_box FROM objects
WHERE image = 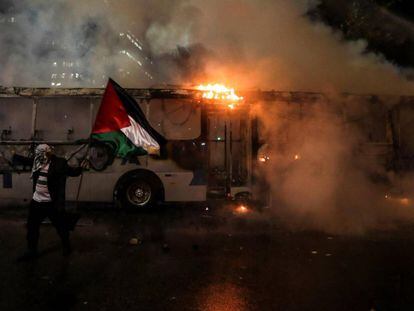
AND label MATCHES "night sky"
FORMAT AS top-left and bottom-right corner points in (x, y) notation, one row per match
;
(313, 0), (414, 68)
